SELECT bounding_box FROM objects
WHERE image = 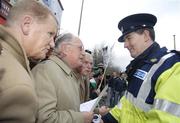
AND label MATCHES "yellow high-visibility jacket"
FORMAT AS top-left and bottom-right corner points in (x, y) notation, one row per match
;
(102, 43), (180, 123)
